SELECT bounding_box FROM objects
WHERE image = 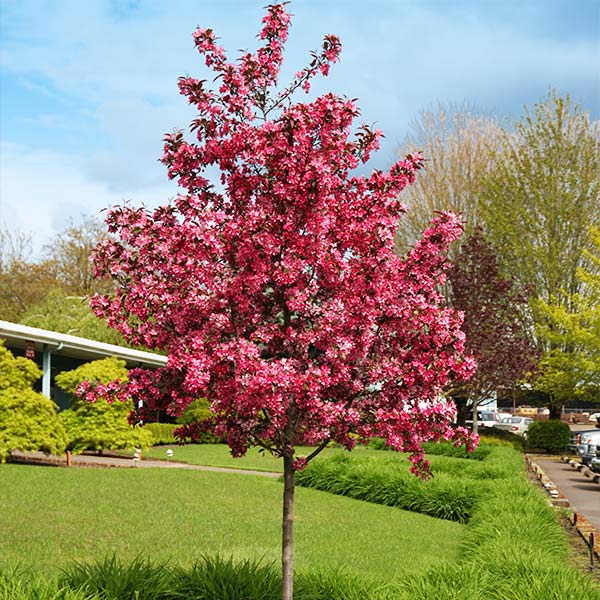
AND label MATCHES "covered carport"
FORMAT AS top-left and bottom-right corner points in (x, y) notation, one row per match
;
(0, 320), (167, 410)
